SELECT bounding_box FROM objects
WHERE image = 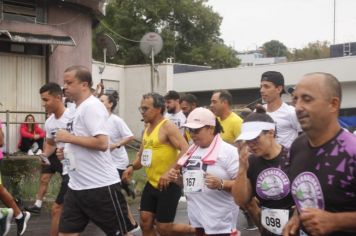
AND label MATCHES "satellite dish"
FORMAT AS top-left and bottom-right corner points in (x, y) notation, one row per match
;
(140, 32), (163, 56)
(96, 34), (118, 59)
